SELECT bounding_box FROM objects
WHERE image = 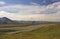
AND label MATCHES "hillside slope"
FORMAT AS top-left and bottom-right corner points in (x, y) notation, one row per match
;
(2, 24), (60, 39)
